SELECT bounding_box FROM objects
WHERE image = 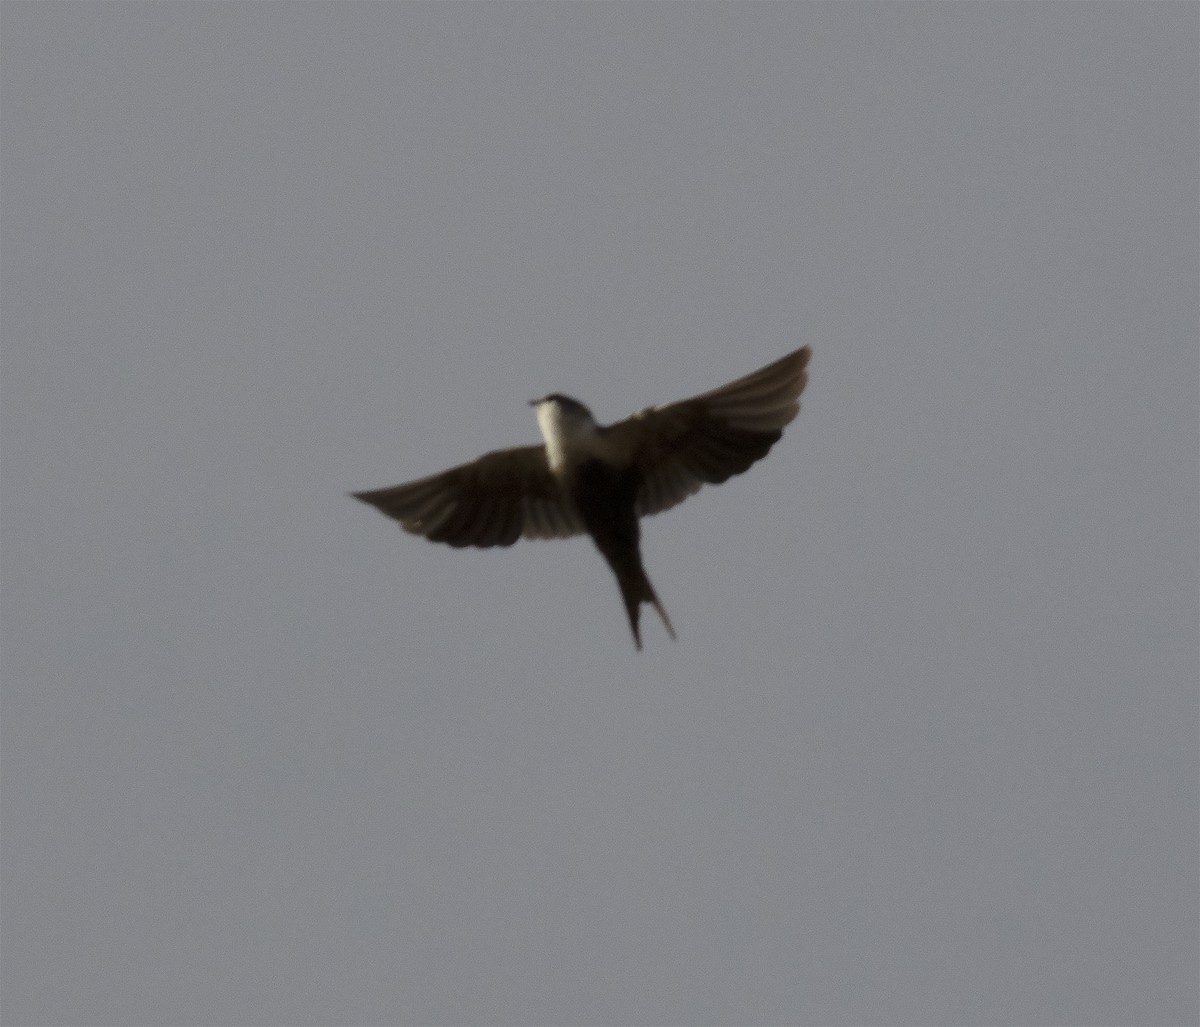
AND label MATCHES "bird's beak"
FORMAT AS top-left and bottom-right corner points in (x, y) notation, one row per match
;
(528, 398), (540, 407)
